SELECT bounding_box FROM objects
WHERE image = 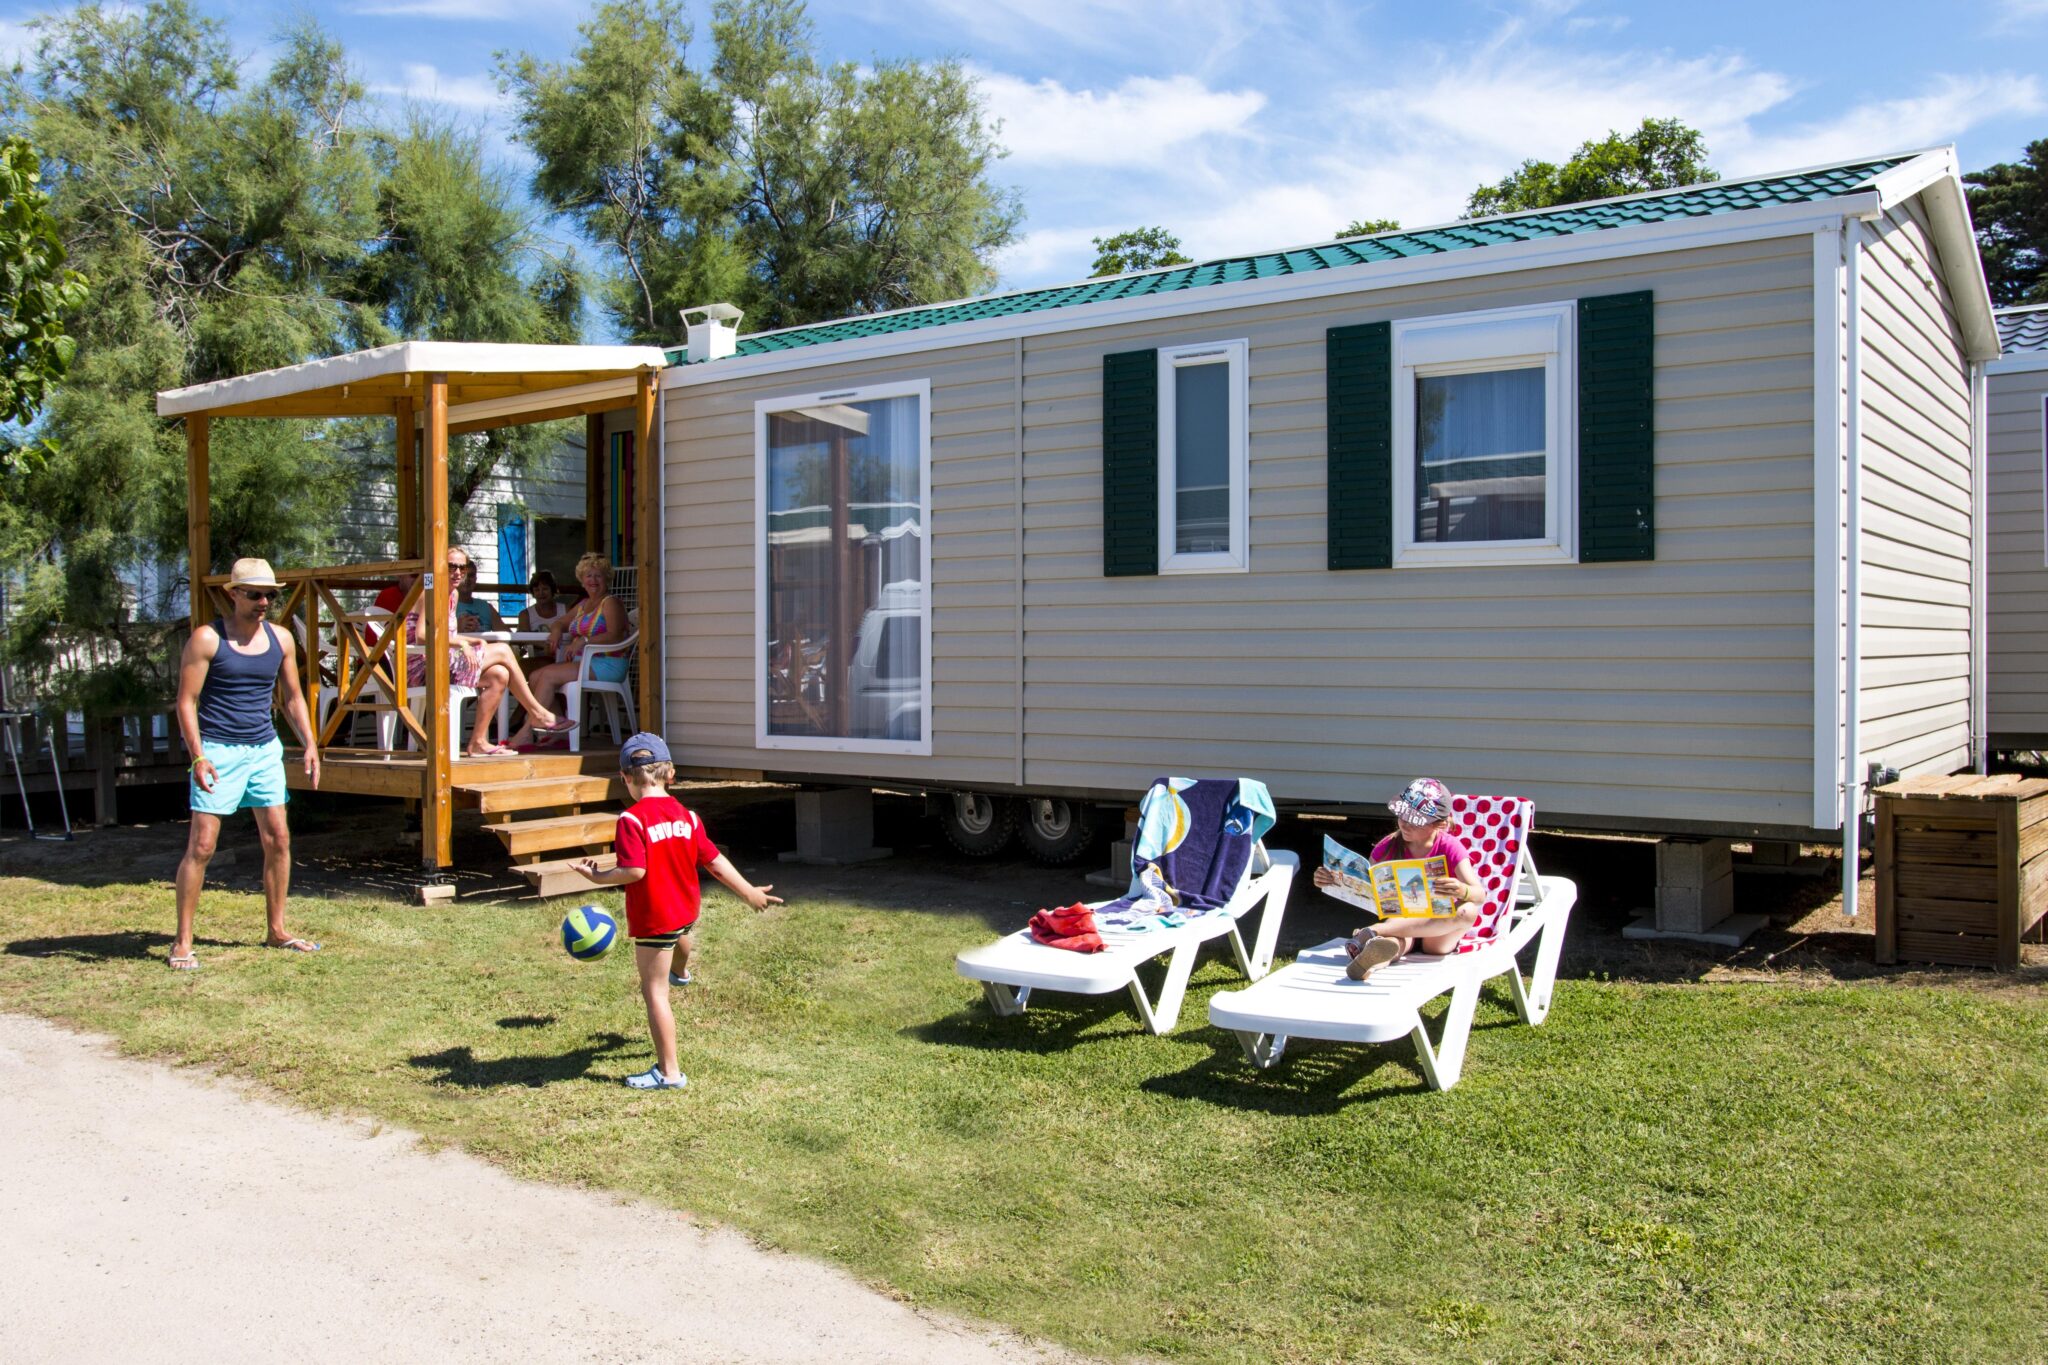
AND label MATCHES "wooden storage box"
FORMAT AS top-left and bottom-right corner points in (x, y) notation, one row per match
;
(1874, 774), (2048, 970)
